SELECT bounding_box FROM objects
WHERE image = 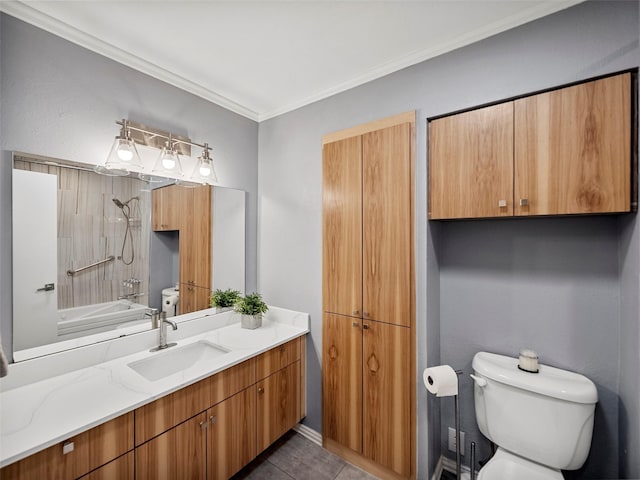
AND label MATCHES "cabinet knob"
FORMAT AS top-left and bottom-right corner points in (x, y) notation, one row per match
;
(352, 322), (359, 328)
(352, 309), (359, 315)
(519, 198), (529, 207)
(200, 420), (208, 431)
(258, 387), (264, 394)
(363, 311), (369, 317)
(363, 324), (370, 330)
(62, 441), (74, 455)
(498, 200), (507, 208)
(210, 415), (217, 424)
